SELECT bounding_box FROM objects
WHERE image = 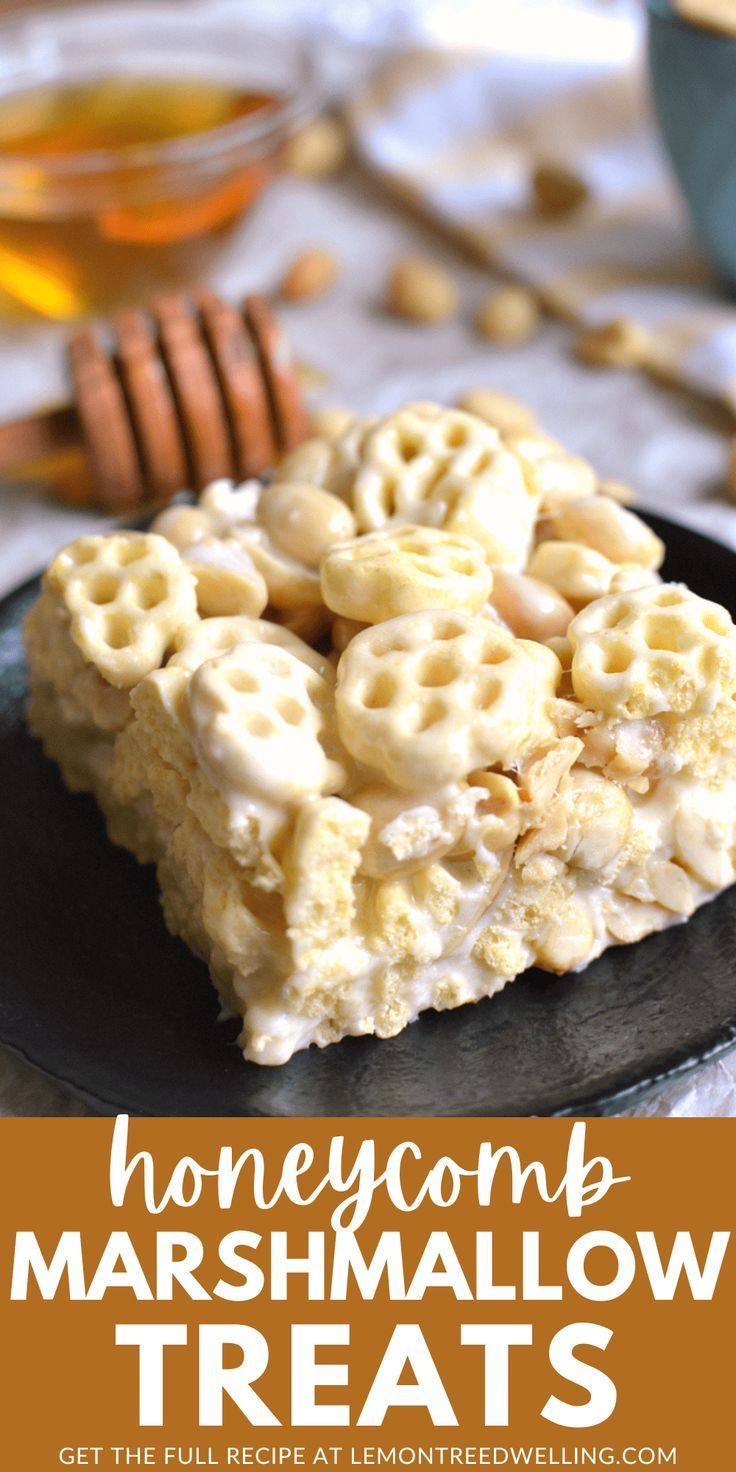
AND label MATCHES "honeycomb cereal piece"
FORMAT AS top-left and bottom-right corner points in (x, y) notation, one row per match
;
(548, 496), (664, 571)
(350, 404), (493, 526)
(336, 609), (561, 789)
(188, 642), (345, 806)
(527, 541), (656, 610)
(283, 797), (370, 967)
(569, 583), (736, 719)
(351, 404), (538, 567)
(44, 532), (198, 688)
(182, 536), (269, 618)
(170, 614), (334, 682)
(321, 525), (492, 623)
(24, 594), (131, 734)
(118, 664), (287, 890)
